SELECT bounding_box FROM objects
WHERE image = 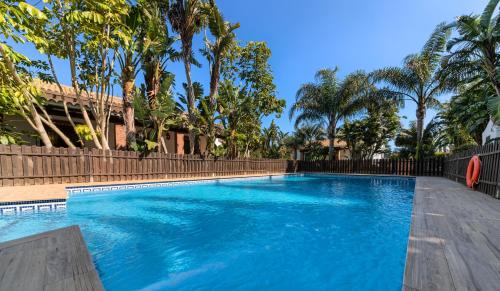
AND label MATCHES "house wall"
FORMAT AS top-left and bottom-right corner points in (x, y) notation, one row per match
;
(482, 119), (500, 145)
(4, 115), (120, 149)
(199, 135), (208, 155)
(176, 133), (185, 154)
(4, 115), (41, 146)
(6, 113), (212, 154)
(162, 131), (173, 153)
